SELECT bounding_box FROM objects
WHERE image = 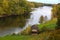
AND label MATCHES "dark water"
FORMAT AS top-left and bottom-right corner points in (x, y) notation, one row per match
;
(0, 15), (30, 36)
(0, 6), (52, 36)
